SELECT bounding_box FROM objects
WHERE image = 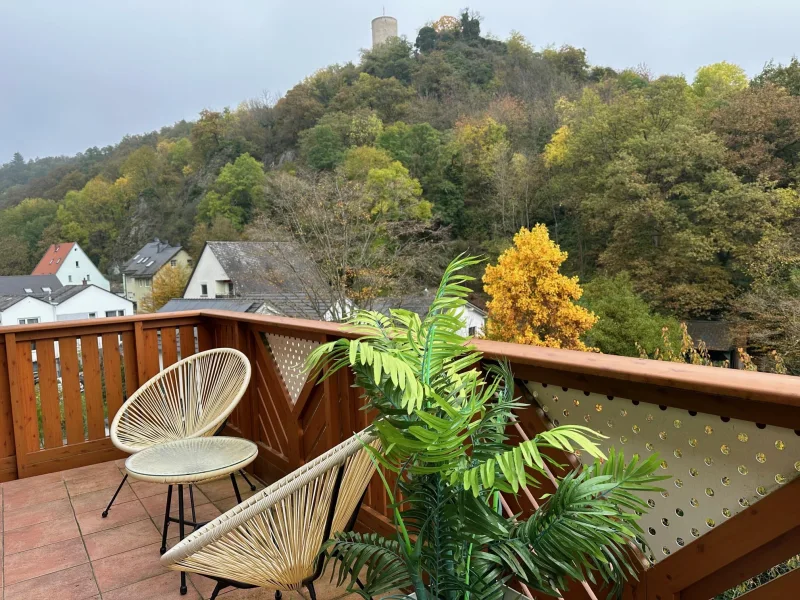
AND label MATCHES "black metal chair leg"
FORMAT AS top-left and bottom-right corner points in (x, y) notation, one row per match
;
(189, 485), (196, 525)
(230, 472), (242, 503)
(209, 581), (226, 600)
(306, 582), (317, 600)
(101, 473), (128, 518)
(238, 469), (257, 491)
(160, 485), (172, 554)
(178, 484), (187, 595)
